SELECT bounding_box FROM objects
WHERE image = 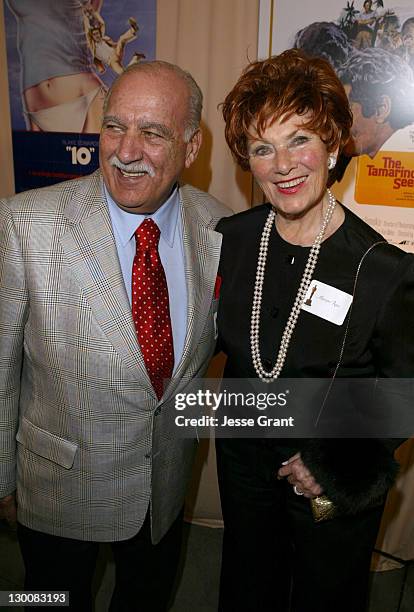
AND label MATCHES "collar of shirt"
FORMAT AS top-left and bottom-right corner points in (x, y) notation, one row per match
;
(104, 183), (180, 248)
